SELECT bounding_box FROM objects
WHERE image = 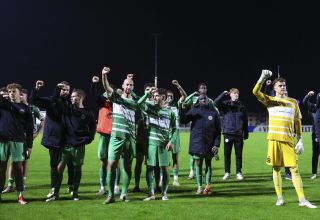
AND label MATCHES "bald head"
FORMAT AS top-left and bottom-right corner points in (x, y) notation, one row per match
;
(122, 78), (134, 94)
